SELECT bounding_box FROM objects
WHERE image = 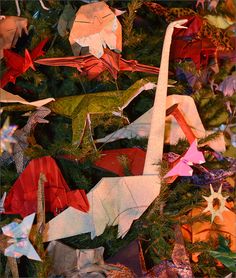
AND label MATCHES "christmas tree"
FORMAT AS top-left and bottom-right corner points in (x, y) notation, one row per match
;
(0, 0), (235, 277)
